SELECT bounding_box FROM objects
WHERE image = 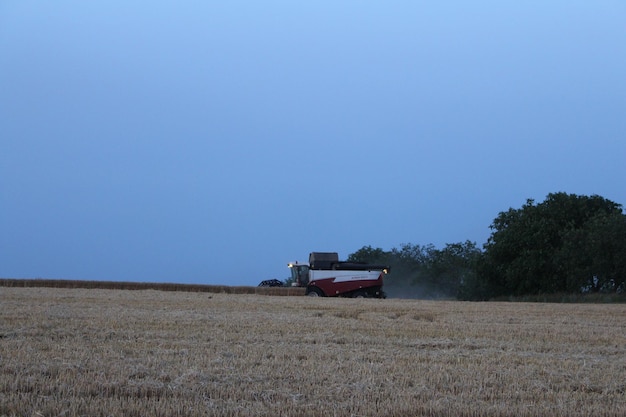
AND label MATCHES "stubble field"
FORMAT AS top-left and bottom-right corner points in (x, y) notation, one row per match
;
(1, 287), (625, 417)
